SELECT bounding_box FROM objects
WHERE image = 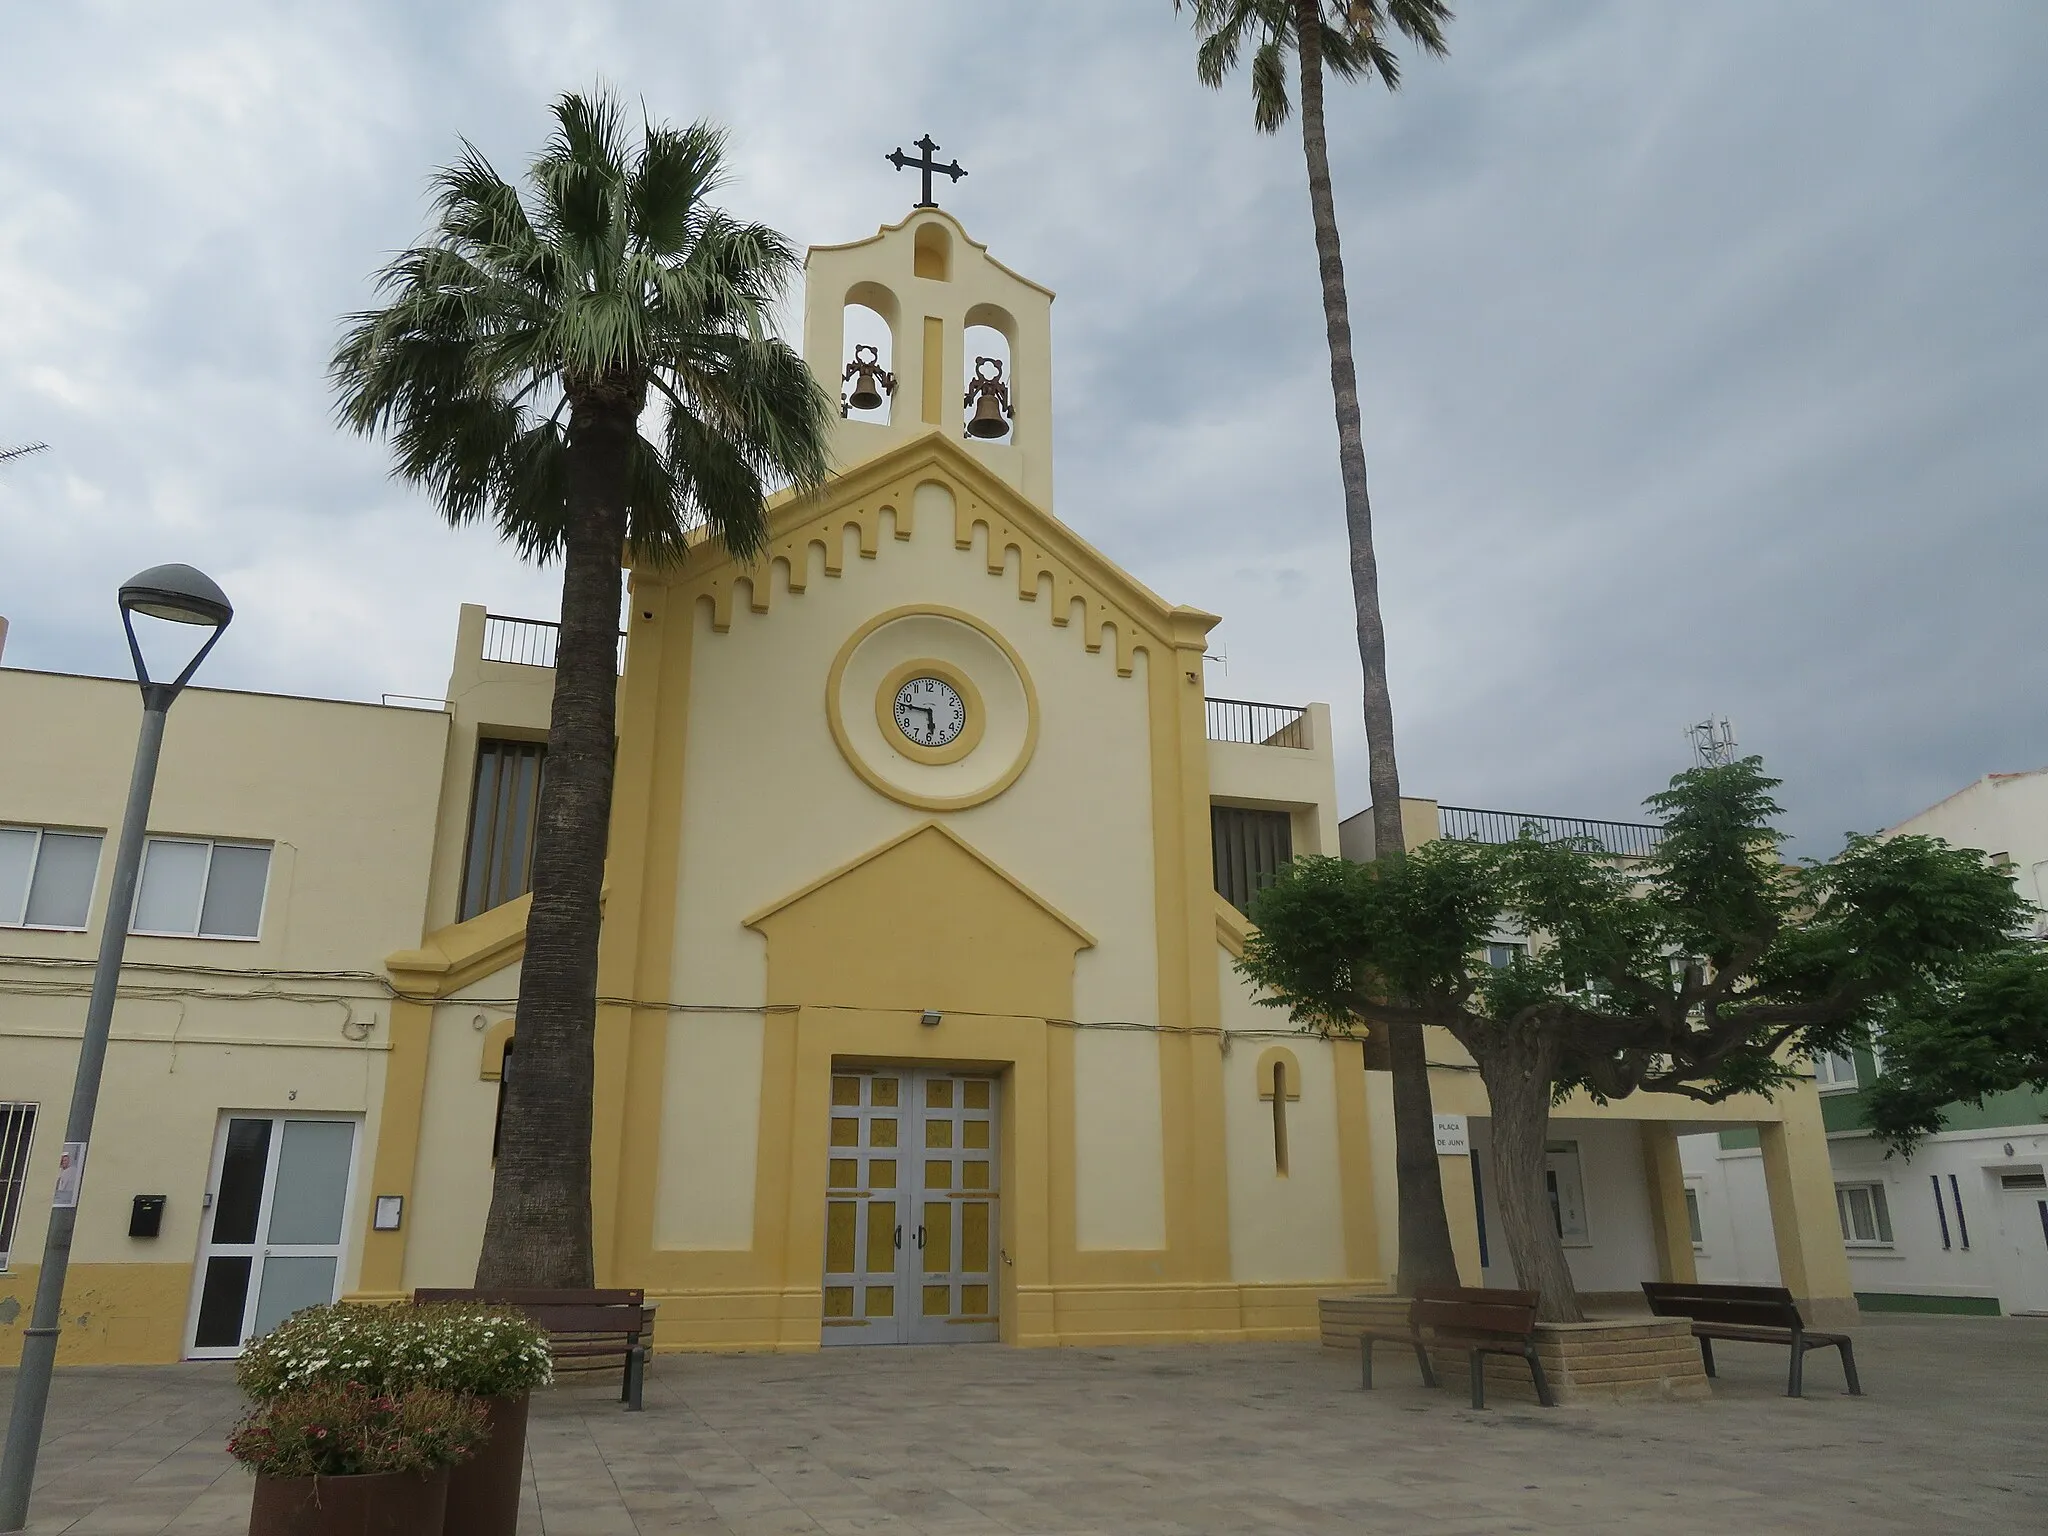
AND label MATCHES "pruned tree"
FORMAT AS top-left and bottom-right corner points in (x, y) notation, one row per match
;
(1862, 948), (2048, 1152)
(1240, 758), (2034, 1321)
